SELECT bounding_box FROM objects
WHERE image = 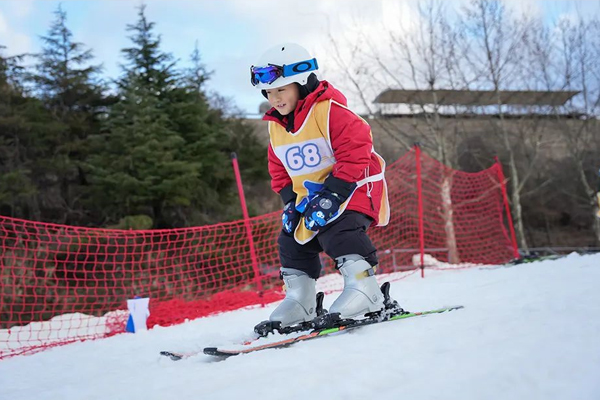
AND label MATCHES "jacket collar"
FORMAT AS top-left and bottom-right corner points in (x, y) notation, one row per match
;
(262, 81), (347, 133)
